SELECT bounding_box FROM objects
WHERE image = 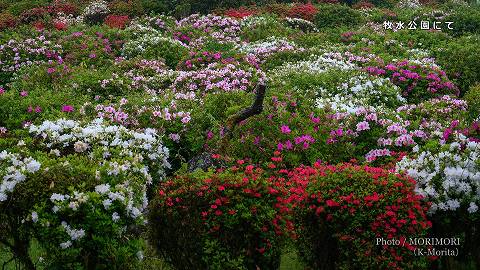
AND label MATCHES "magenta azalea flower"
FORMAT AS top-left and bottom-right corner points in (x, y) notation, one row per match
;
(62, 105), (74, 113)
(280, 125), (291, 134)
